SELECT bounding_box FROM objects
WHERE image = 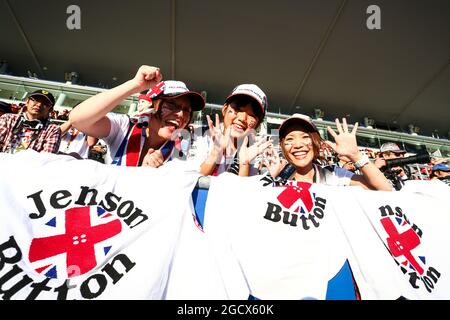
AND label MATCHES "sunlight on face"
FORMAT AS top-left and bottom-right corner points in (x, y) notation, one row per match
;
(26, 97), (52, 120)
(281, 125), (314, 169)
(223, 103), (259, 138)
(157, 96), (192, 139)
